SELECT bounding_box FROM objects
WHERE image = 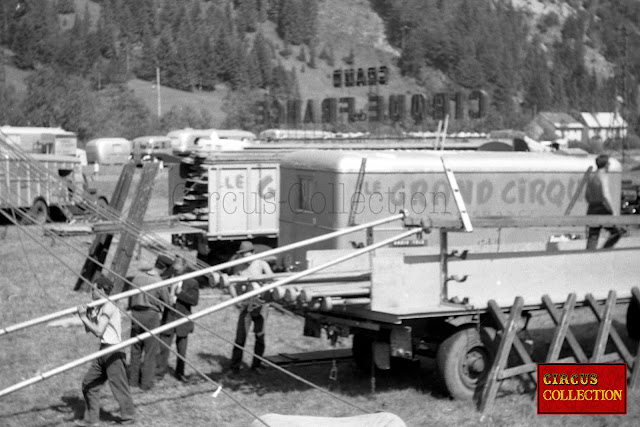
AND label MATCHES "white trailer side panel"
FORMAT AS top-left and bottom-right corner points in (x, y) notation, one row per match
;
(207, 163), (279, 239)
